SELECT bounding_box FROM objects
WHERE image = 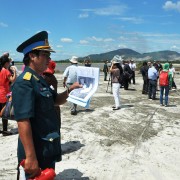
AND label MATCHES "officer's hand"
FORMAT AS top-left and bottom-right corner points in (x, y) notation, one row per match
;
(70, 82), (83, 91)
(24, 158), (41, 178)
